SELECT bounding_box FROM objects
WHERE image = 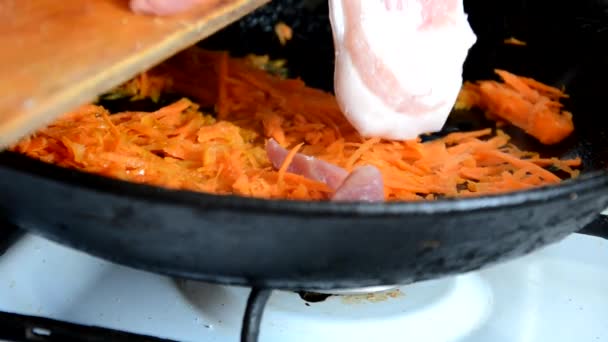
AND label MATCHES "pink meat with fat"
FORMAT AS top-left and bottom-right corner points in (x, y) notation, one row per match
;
(329, 0), (477, 140)
(266, 139), (384, 202)
(129, 0), (202, 16)
(332, 165), (385, 202)
(266, 139), (348, 190)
